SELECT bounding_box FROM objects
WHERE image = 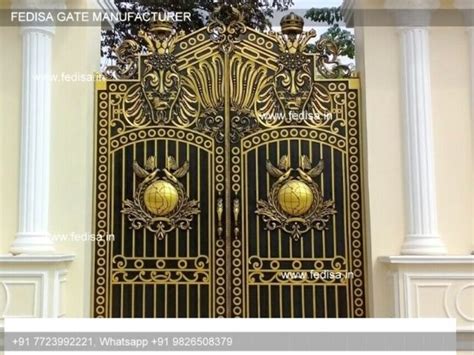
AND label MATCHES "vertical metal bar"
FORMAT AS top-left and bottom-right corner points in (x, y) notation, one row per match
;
(142, 143), (145, 258)
(302, 286), (306, 318)
(257, 146), (260, 258)
(313, 285), (316, 318)
(224, 51), (232, 318)
(298, 140), (303, 257)
(120, 284), (123, 318)
(257, 286), (261, 318)
(266, 143), (270, 258)
(198, 285), (201, 318)
(344, 141), (352, 316)
(165, 142), (169, 258)
(290, 285), (294, 318)
(176, 140), (179, 258)
(245, 153), (250, 318)
(142, 284), (145, 318)
(176, 284), (179, 318)
(153, 284), (156, 318)
(164, 284), (168, 318)
(129, 147), (134, 257)
(319, 143), (325, 258)
(324, 285), (327, 318)
(131, 284), (135, 318)
(154, 139), (158, 257)
(268, 285), (272, 318)
(187, 284), (190, 318)
(289, 142), (293, 258)
(310, 142), (315, 258)
(210, 148), (214, 317)
(277, 142), (282, 259)
(109, 155), (115, 317)
(331, 147), (336, 258)
(279, 284), (283, 318)
(197, 147), (200, 257)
